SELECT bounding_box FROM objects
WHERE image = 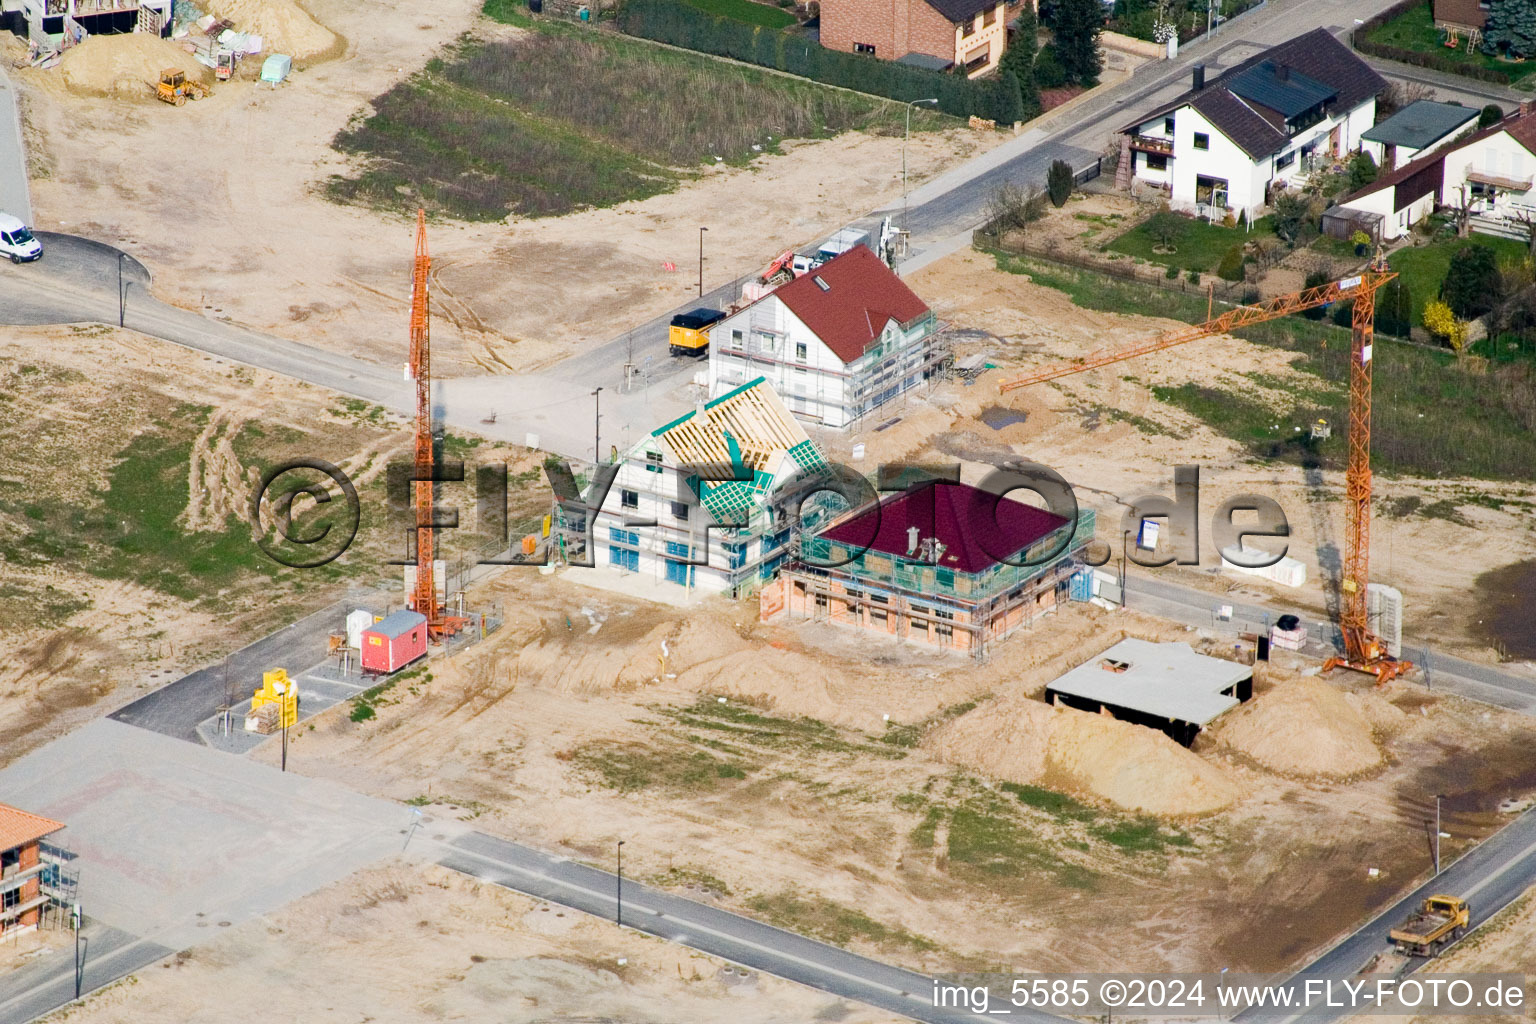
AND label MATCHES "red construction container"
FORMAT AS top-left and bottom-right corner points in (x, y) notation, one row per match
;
(360, 609), (428, 674)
